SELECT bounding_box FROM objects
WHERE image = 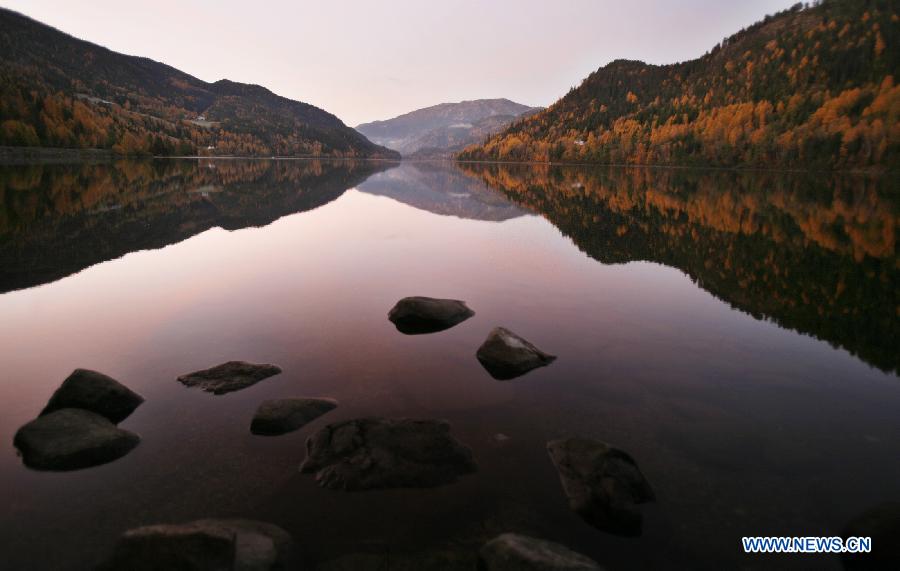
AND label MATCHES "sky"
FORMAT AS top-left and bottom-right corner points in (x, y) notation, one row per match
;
(3, 0), (798, 126)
